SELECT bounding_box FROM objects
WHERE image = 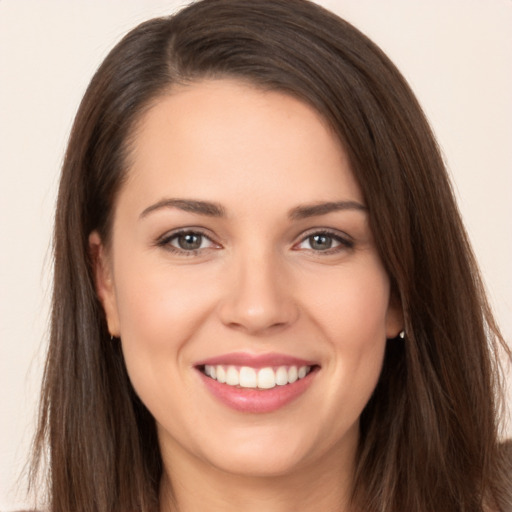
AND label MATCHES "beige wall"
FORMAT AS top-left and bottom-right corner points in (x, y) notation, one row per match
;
(1, 1), (510, 509)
